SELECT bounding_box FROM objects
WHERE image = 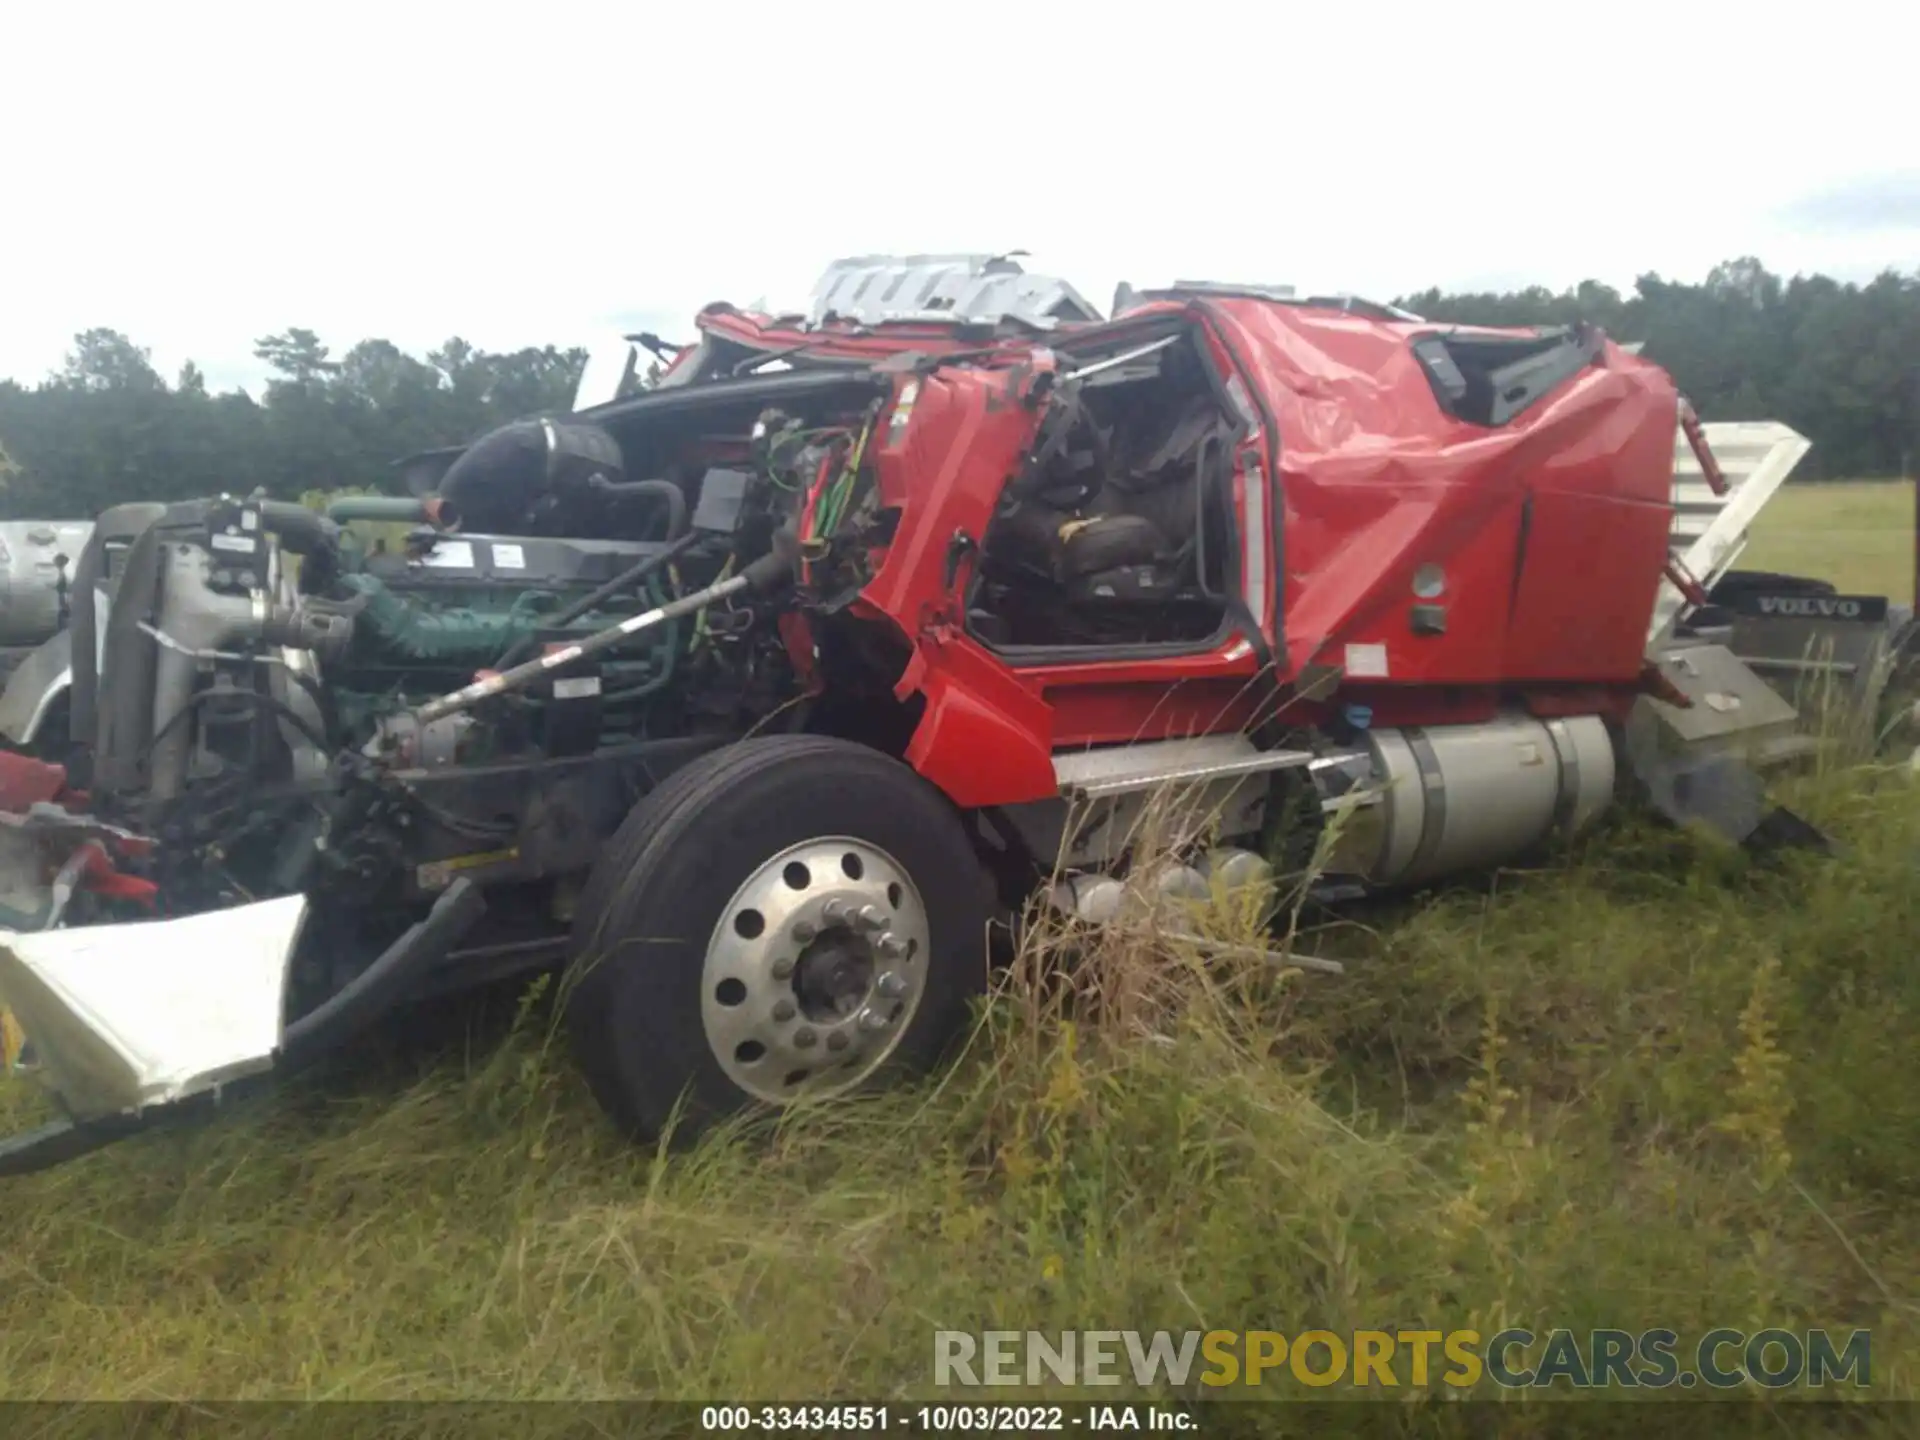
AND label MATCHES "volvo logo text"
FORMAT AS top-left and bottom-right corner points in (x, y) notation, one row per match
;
(1729, 589), (1887, 623)
(1756, 595), (1862, 619)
